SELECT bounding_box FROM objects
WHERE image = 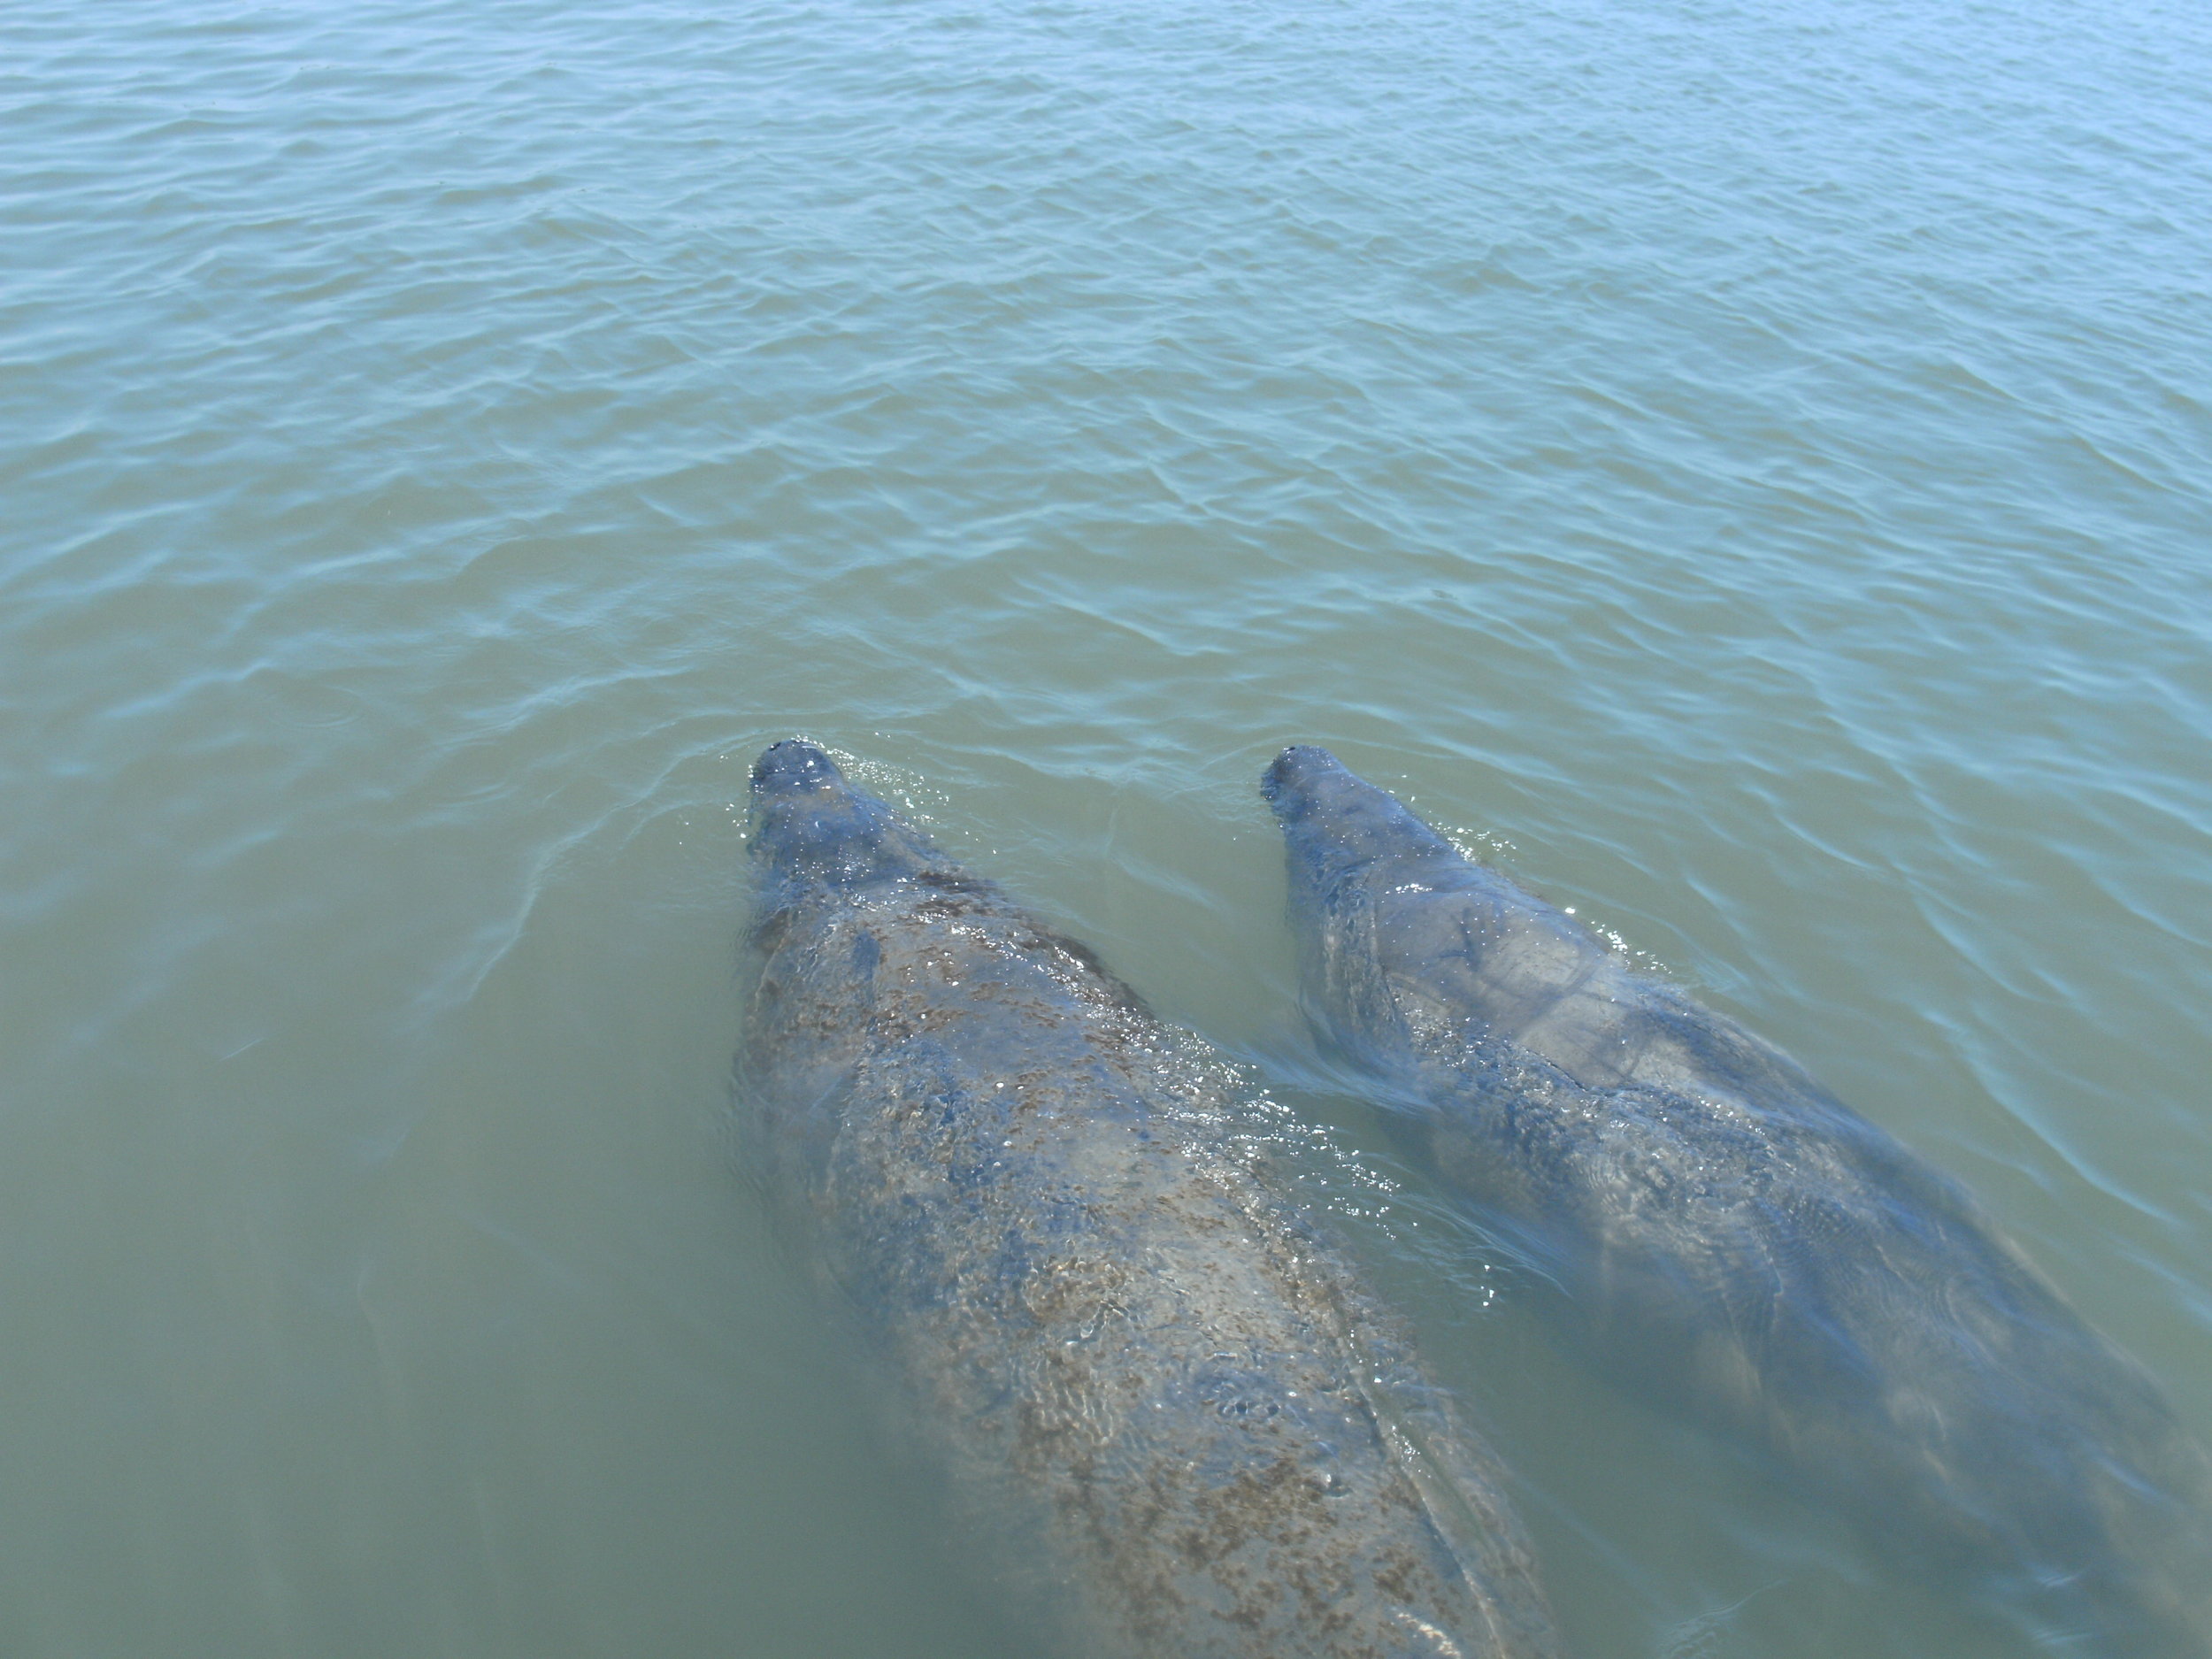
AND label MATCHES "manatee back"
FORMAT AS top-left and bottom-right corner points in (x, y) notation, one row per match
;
(1362, 836), (2212, 1651)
